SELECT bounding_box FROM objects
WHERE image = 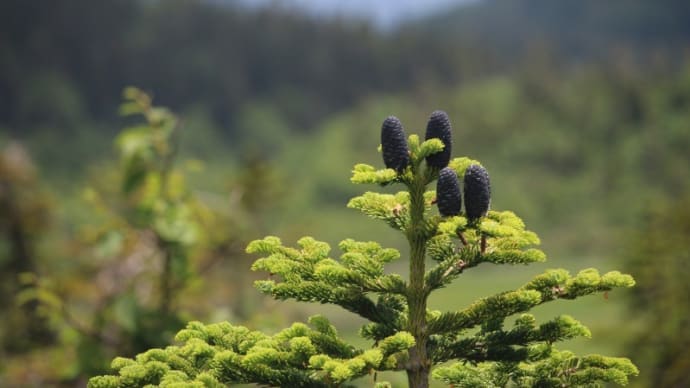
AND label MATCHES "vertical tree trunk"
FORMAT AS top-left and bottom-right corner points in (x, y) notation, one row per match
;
(406, 174), (430, 388)
(407, 367), (430, 388)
